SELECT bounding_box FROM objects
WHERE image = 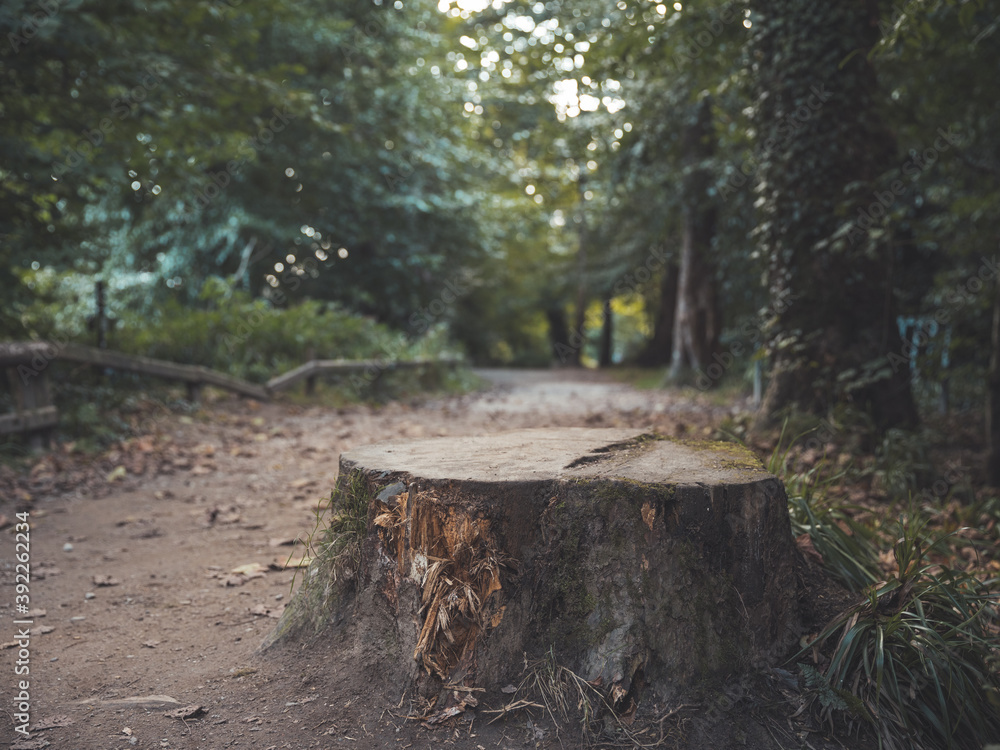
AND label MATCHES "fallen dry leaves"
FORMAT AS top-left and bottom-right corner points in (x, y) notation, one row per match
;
(163, 705), (206, 720)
